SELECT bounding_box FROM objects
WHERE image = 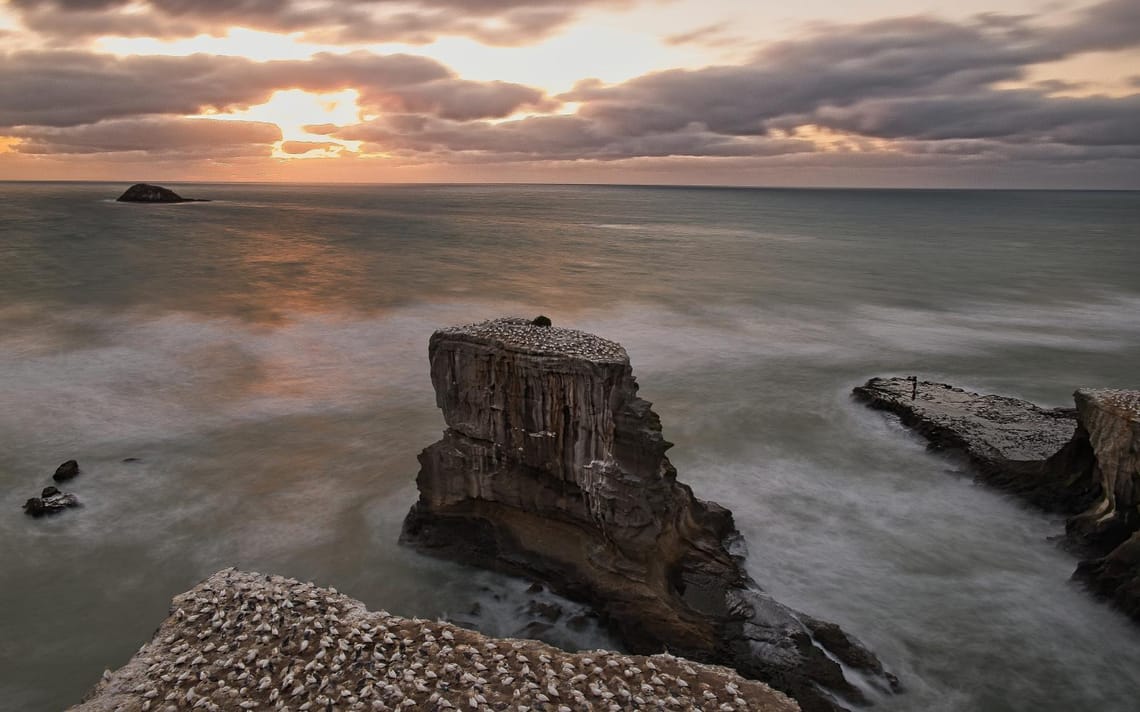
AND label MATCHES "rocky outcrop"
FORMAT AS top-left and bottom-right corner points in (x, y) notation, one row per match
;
(115, 183), (207, 203)
(402, 318), (897, 712)
(24, 486), (80, 517)
(852, 378), (1095, 512)
(73, 569), (800, 712)
(854, 378), (1140, 622)
(53, 459), (80, 482)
